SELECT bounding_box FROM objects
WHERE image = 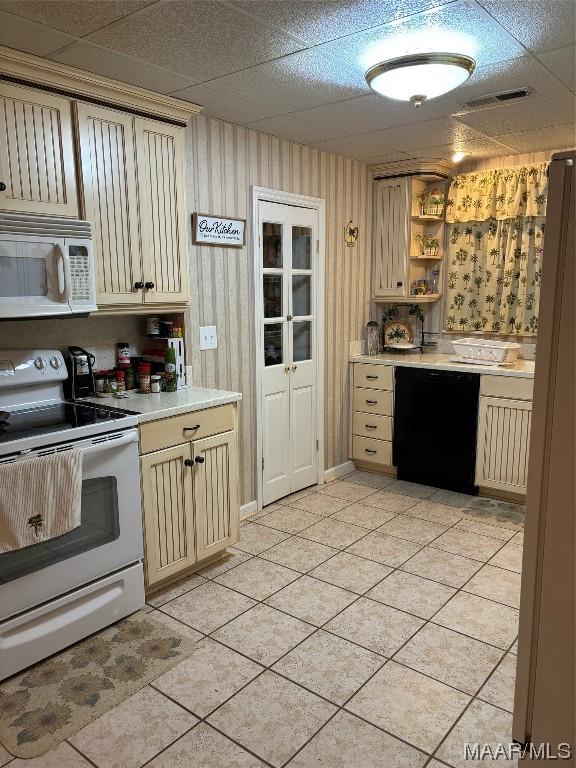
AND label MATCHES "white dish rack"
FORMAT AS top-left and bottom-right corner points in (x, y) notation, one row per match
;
(452, 338), (521, 365)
